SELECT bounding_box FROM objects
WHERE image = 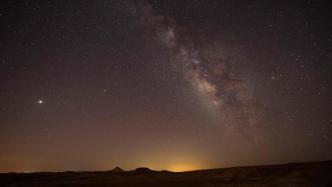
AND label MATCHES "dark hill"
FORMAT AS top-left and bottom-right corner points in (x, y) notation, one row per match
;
(132, 167), (153, 174)
(110, 166), (123, 173)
